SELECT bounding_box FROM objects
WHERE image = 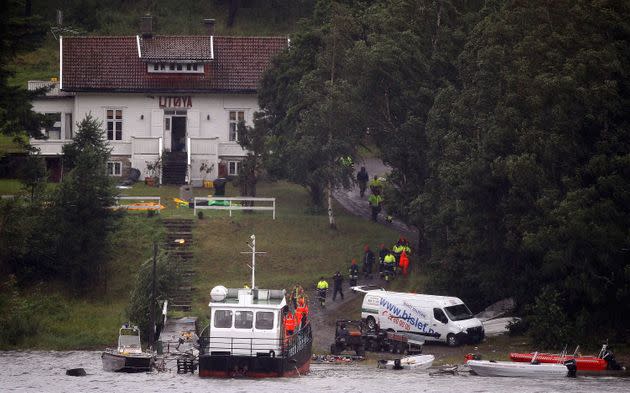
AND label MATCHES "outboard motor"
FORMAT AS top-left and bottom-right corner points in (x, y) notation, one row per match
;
(564, 359), (577, 378)
(603, 347), (623, 370)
